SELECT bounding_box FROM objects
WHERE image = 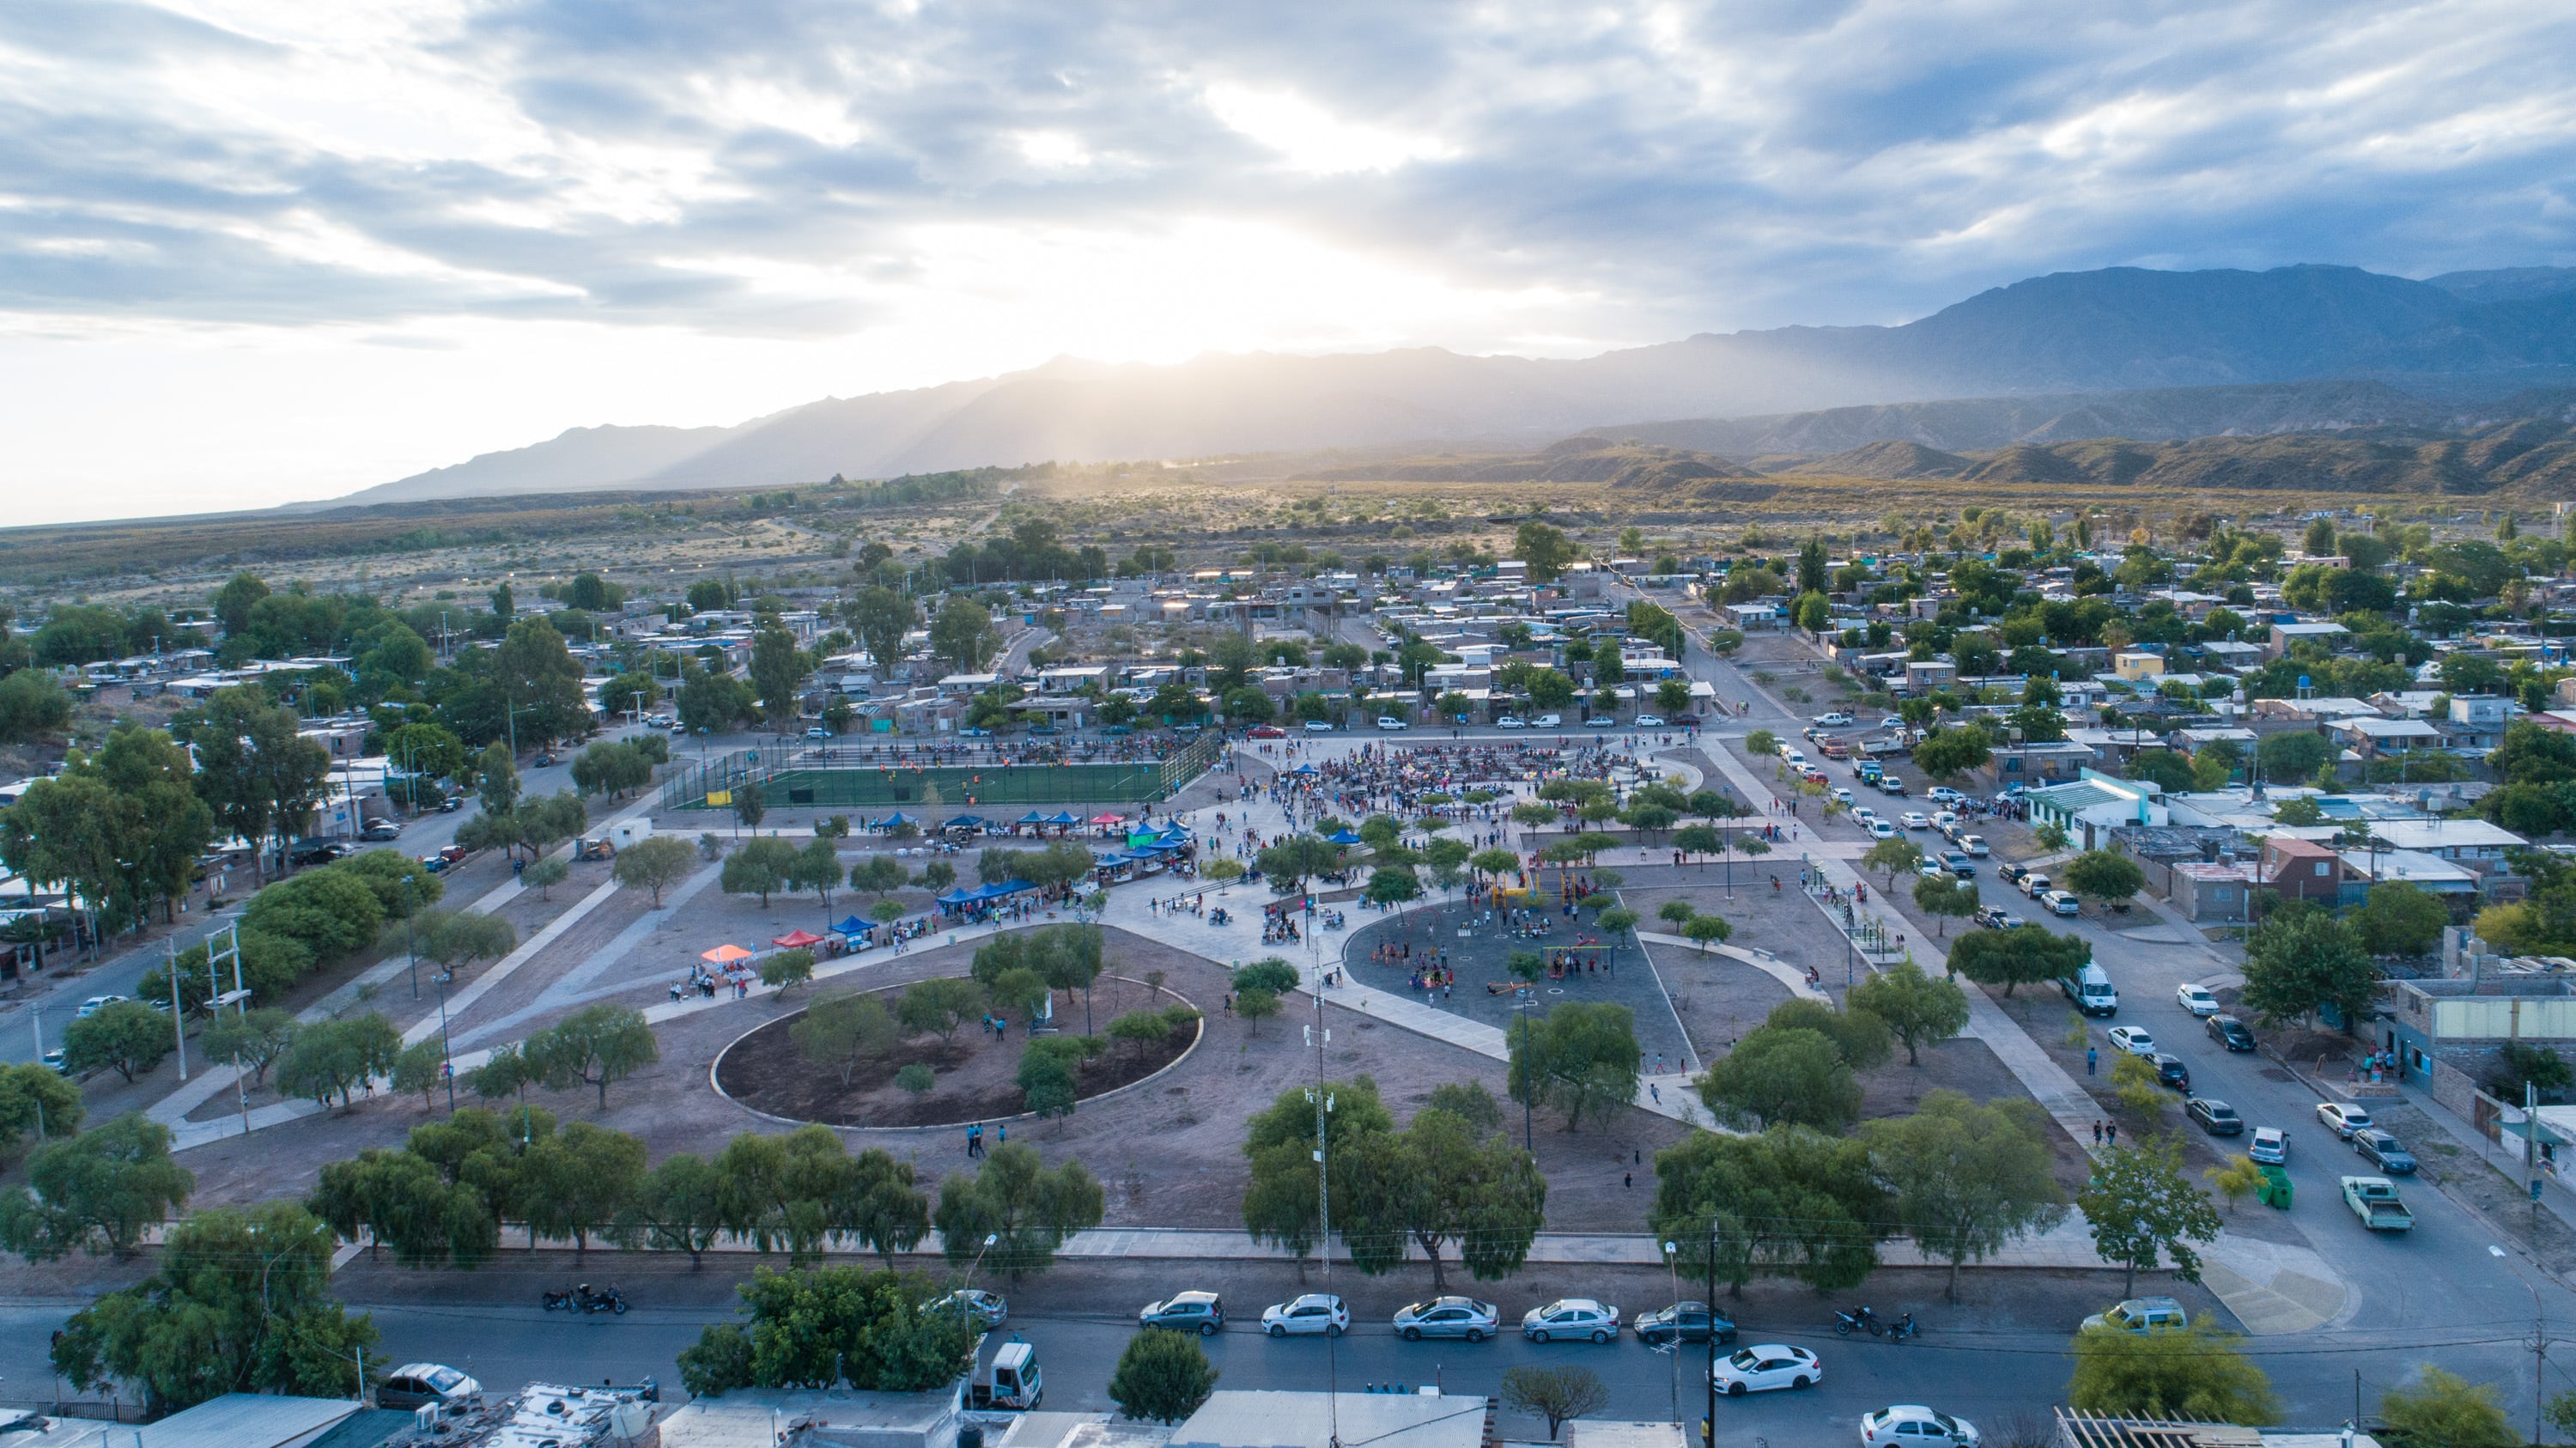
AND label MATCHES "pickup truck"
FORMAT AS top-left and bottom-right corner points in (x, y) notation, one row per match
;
(2342, 1176), (2415, 1232)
